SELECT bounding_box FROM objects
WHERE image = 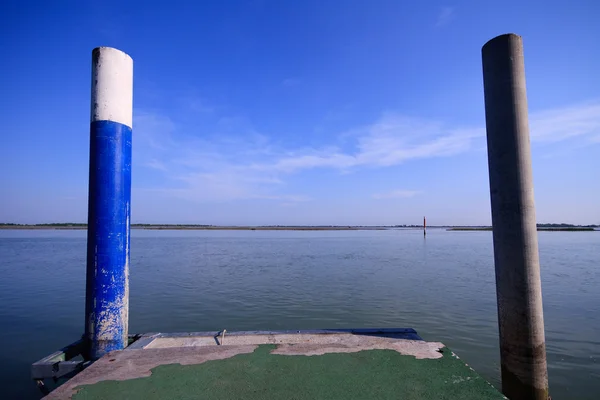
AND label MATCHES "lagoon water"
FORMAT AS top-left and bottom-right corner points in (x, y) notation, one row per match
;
(0, 228), (598, 399)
